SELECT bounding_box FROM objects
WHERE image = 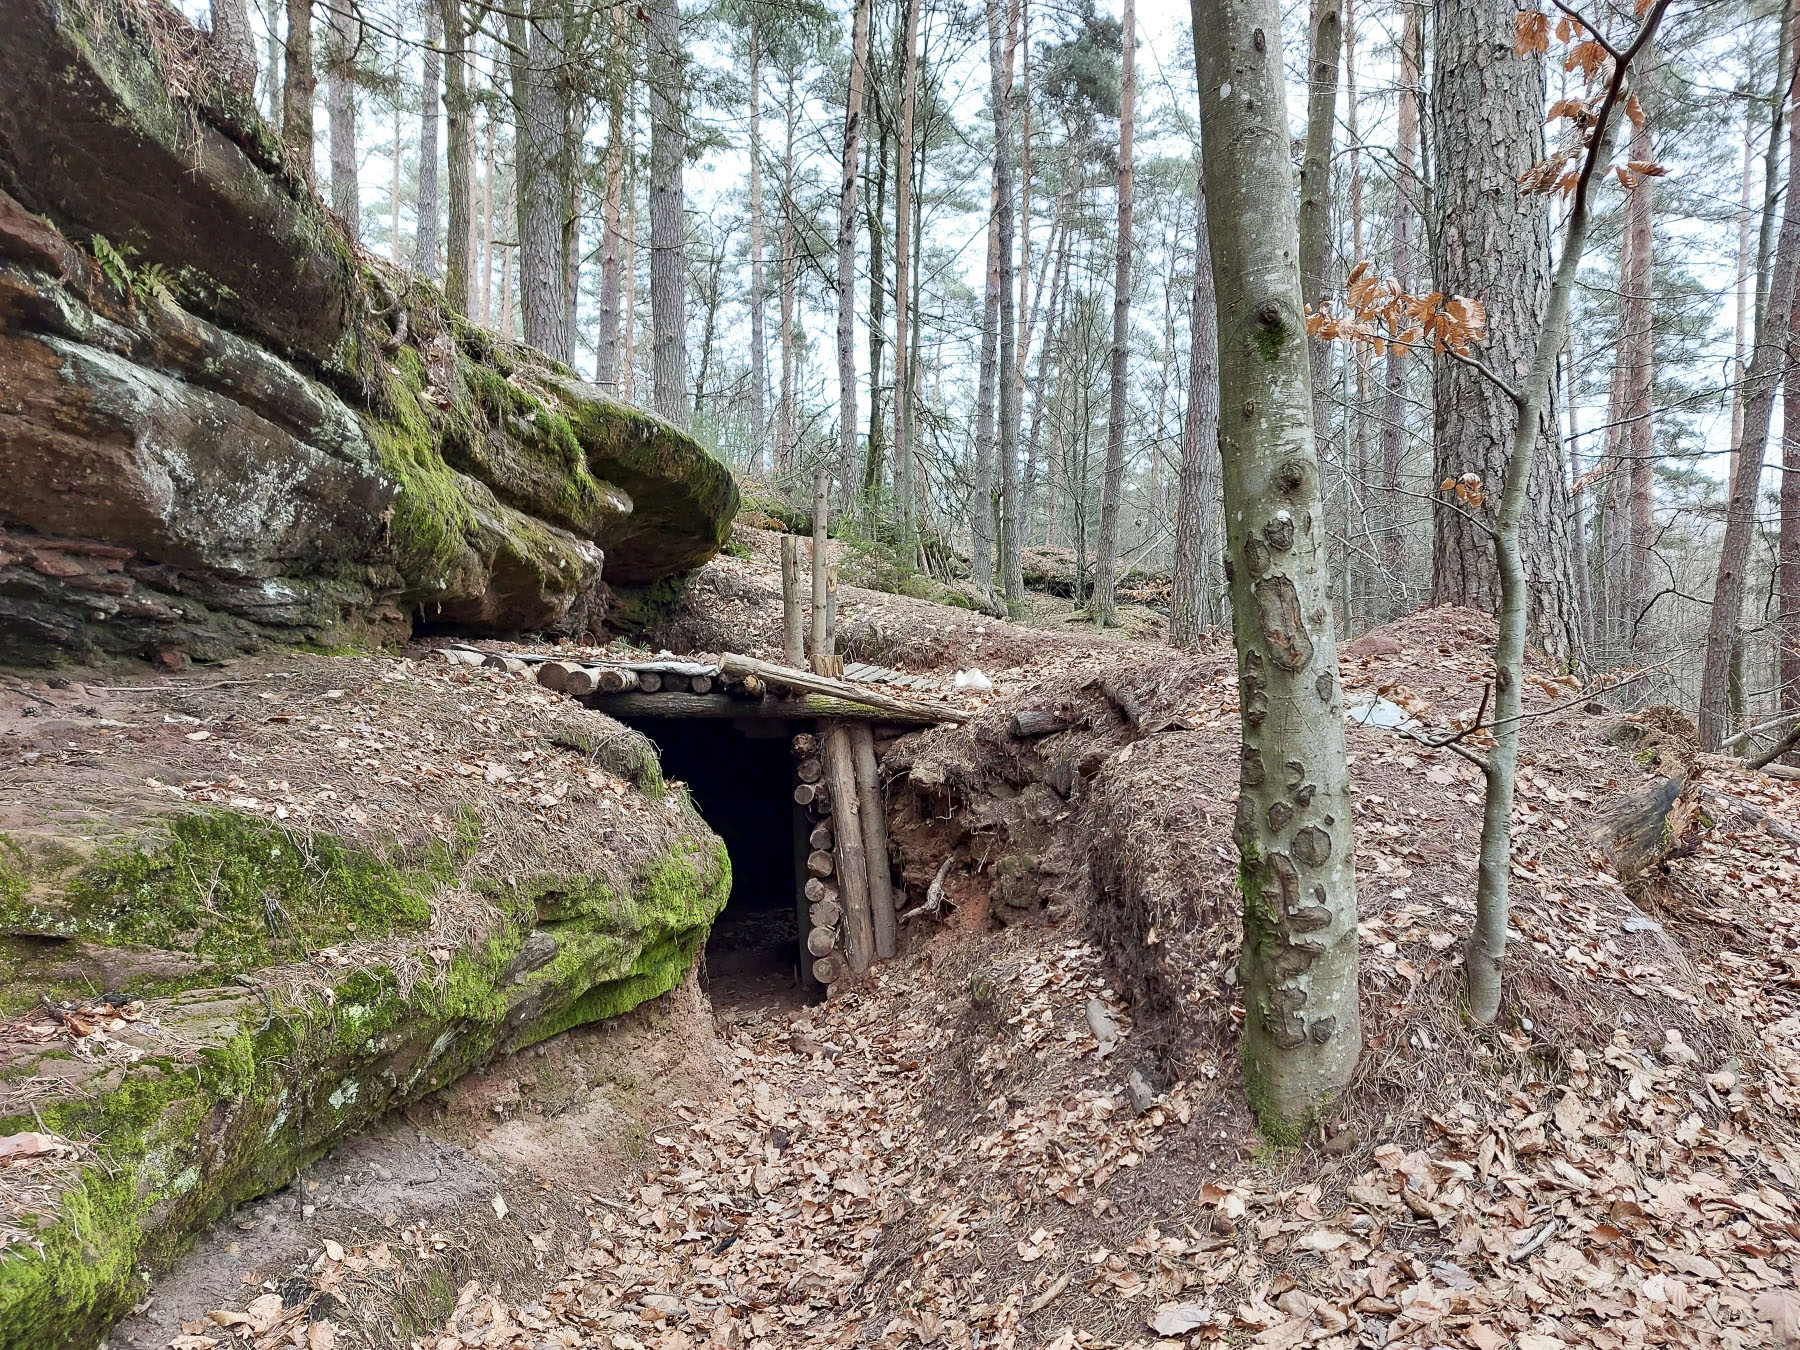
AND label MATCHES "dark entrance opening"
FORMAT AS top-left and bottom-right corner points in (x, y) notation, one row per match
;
(614, 716), (804, 1006)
